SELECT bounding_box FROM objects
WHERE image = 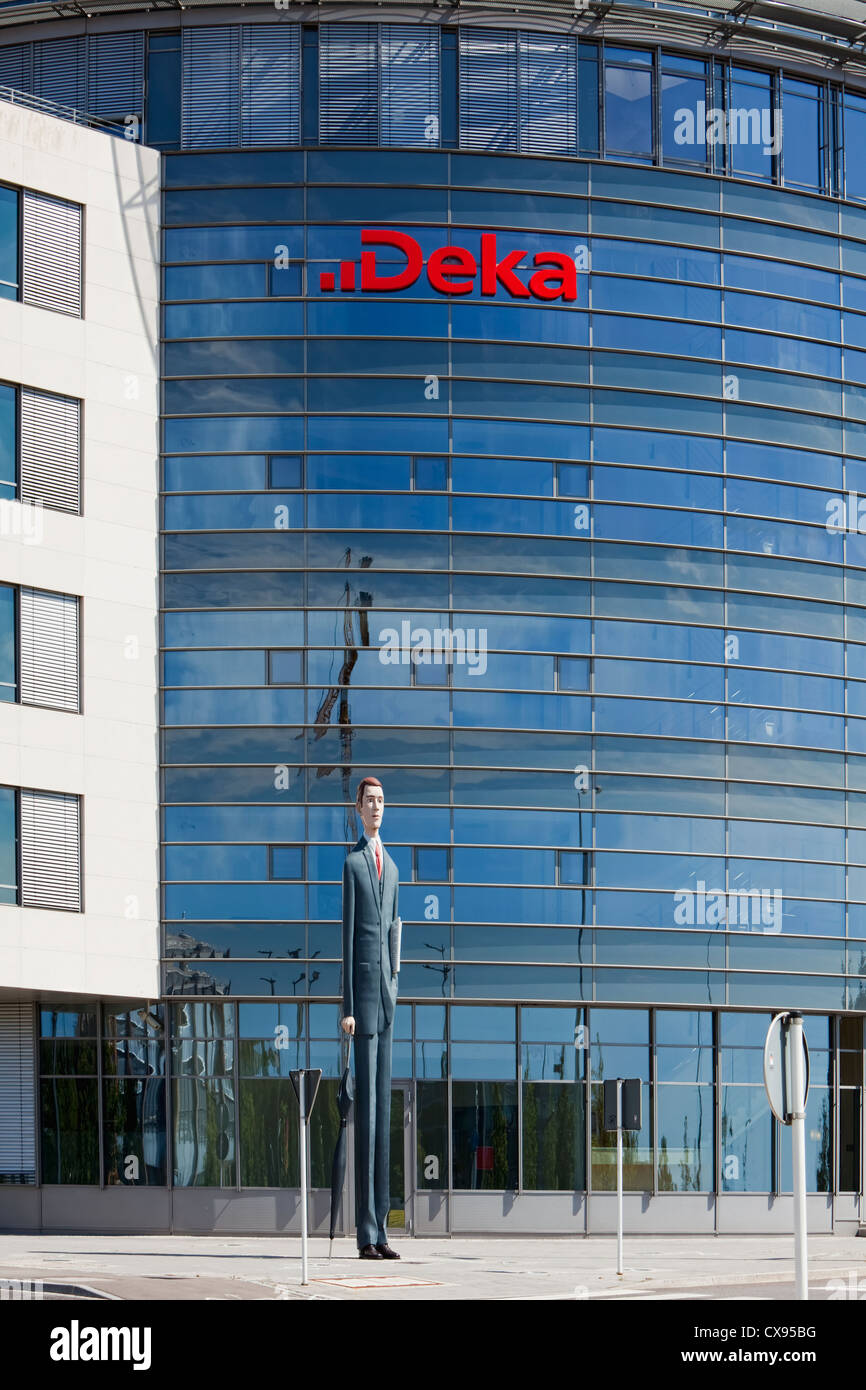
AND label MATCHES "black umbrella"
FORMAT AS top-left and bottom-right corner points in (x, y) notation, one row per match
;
(329, 1034), (354, 1256)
